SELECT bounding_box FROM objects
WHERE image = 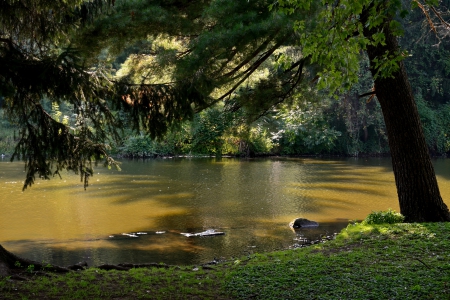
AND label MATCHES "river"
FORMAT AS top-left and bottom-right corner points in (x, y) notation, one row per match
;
(1, 157), (449, 266)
